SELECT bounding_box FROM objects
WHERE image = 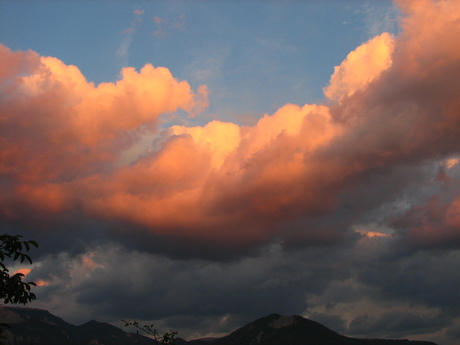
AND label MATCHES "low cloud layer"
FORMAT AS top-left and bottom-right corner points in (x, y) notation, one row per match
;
(1, 0), (460, 344)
